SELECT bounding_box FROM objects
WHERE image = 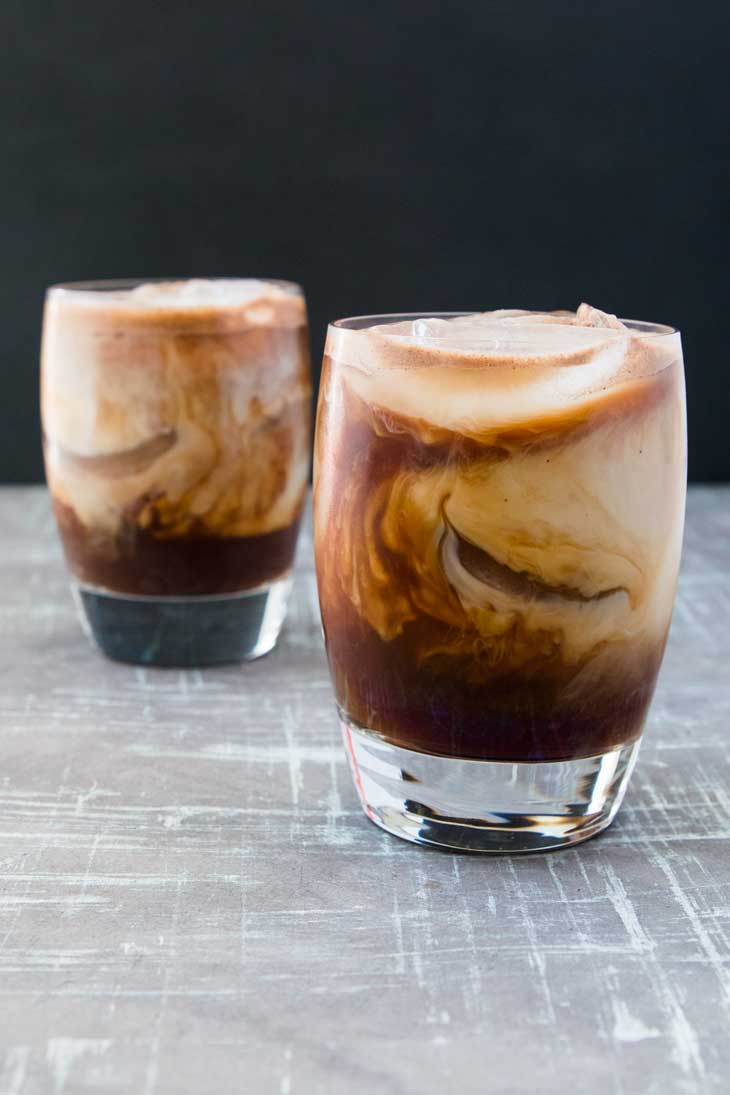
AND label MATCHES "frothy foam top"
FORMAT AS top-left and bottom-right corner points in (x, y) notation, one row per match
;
(325, 305), (680, 435)
(46, 279), (306, 331)
(57, 279), (295, 309)
(356, 305), (673, 362)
